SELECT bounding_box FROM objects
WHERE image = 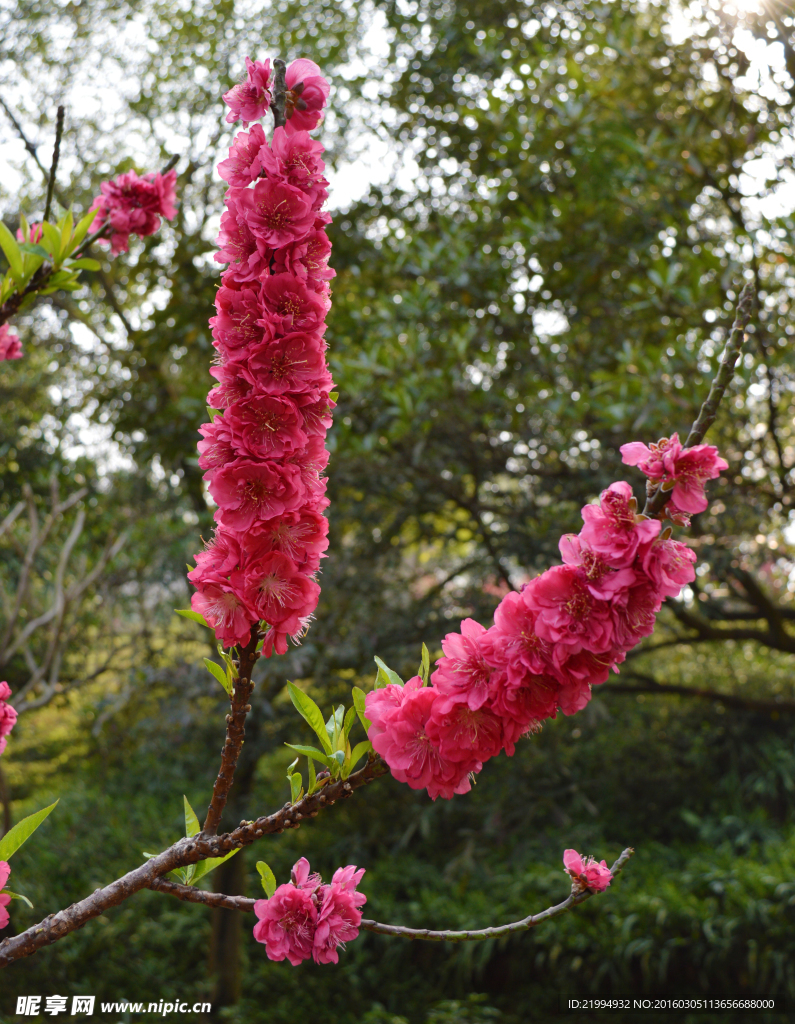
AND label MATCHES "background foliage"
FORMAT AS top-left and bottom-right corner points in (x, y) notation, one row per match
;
(0, 0), (794, 1020)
